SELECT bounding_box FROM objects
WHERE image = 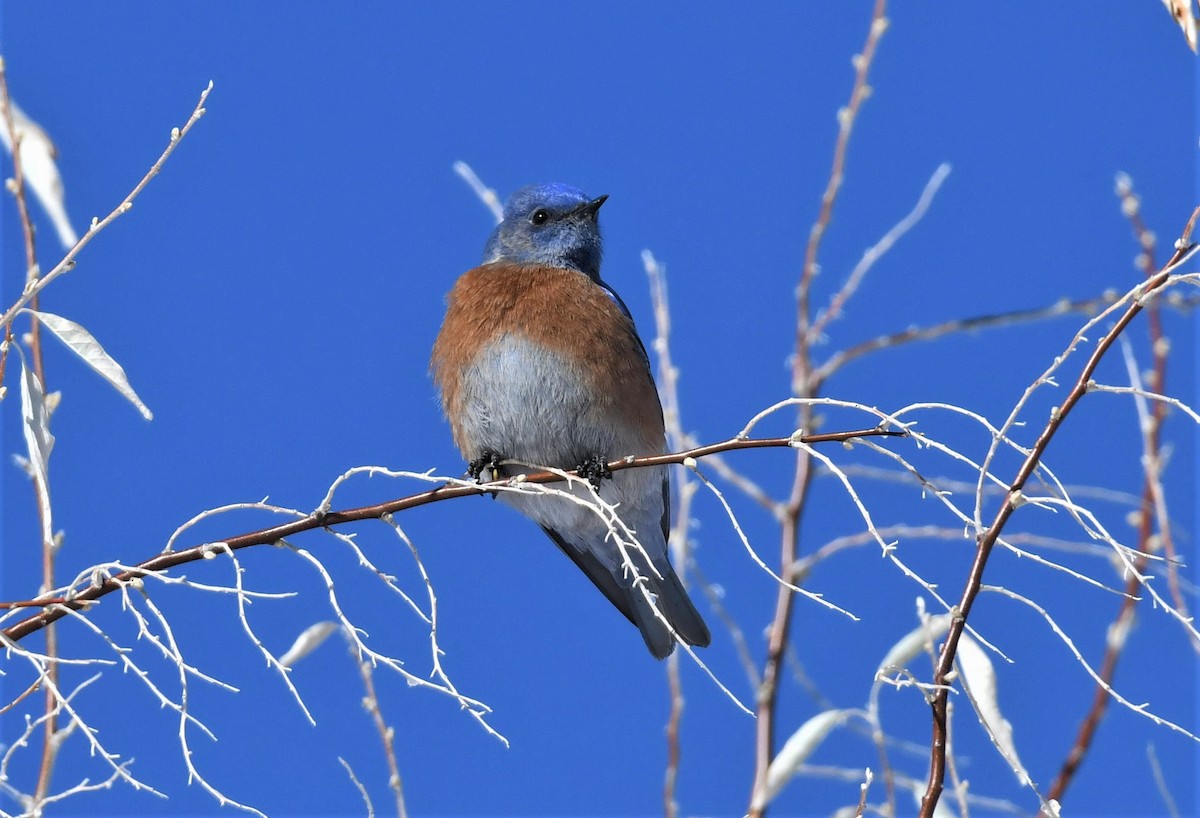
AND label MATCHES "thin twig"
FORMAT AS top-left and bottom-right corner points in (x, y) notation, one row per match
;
(0, 54), (62, 809)
(1037, 178), (1186, 814)
(751, 3), (889, 816)
(1, 427), (901, 643)
(0, 81), (214, 333)
(351, 631), (409, 818)
(793, 0), (889, 386)
(916, 209), (1200, 818)
(645, 250), (691, 818)
(812, 290), (1144, 388)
